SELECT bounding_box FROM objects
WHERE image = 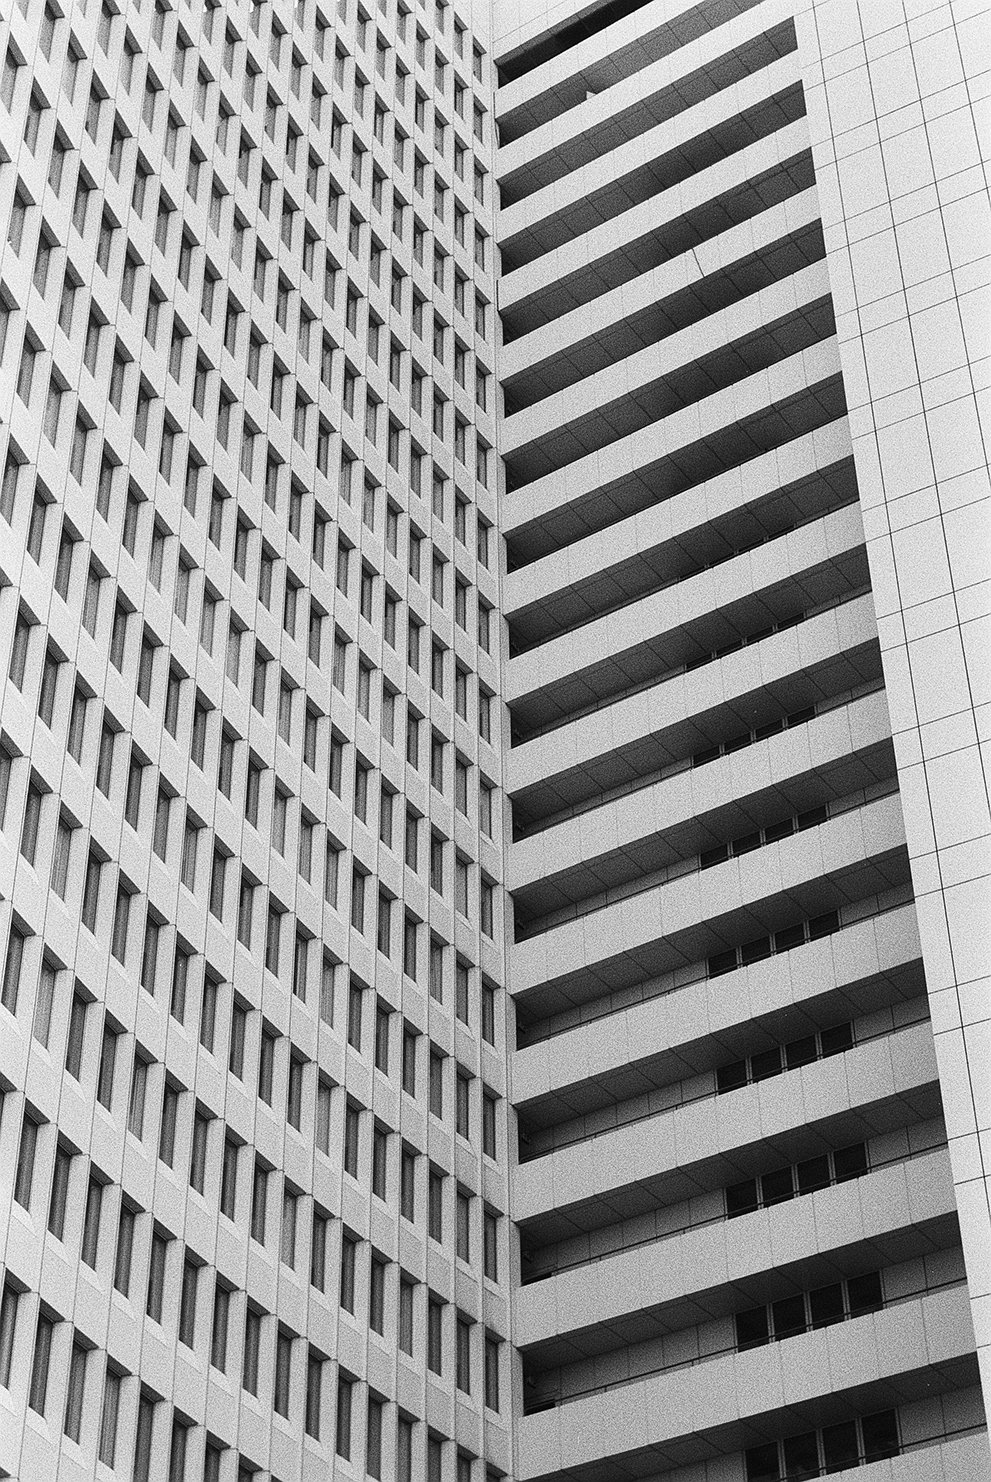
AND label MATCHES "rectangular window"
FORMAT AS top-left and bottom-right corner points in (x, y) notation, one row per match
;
(127, 1054), (148, 1139)
(172, 946), (190, 1024)
(258, 1029), (275, 1105)
(210, 1281), (230, 1372)
(372, 1125), (387, 1200)
(265, 903), (282, 975)
(398, 1419), (414, 1482)
(180, 816), (199, 891)
(220, 1137), (238, 1220)
(38, 646), (61, 724)
(189, 1109), (209, 1194)
(0, 1284), (19, 1389)
(344, 1103), (360, 1179)
(393, 910), (413, 983)
(178, 1257), (199, 1346)
(55, 1333), (80, 1434)
(18, 788), (44, 865)
(242, 1308), (261, 1395)
(97, 719), (116, 792)
(427, 1298), (443, 1375)
(48, 1141), (72, 1239)
(98, 1366), (121, 1466)
(369, 1257), (386, 1335)
(483, 1093), (497, 1160)
(482, 981), (496, 1045)
(311, 1210), (328, 1291)
(455, 856), (469, 917)
(1, 926), (26, 1014)
(111, 881), (132, 963)
(376, 891), (391, 957)
(33, 957), (57, 1046)
(158, 1082), (179, 1166)
(456, 1072), (471, 1141)
(199, 975), (218, 1052)
(428, 1168), (443, 1243)
(146, 1231), (168, 1322)
(456, 1315), (471, 1393)
(305, 1350), (323, 1438)
(209, 849), (226, 920)
(484, 1337), (500, 1411)
(483, 1210), (498, 1282)
(237, 877), (254, 950)
(456, 1190), (471, 1264)
(96, 1020), (117, 1108)
(274, 1330), (292, 1416)
(339, 1233), (356, 1314)
(65, 994), (87, 1080)
(335, 1374), (353, 1460)
(287, 1054), (304, 1130)
(67, 686), (88, 761)
(456, 960), (470, 1025)
(374, 1003), (390, 1075)
(113, 1204), (135, 1295)
(365, 1394), (384, 1478)
(429, 1050), (444, 1120)
(125, 753), (145, 830)
(402, 1027), (417, 1097)
(29, 1312), (55, 1415)
(250, 1160), (269, 1244)
(351, 867), (366, 933)
(399, 1279), (414, 1357)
